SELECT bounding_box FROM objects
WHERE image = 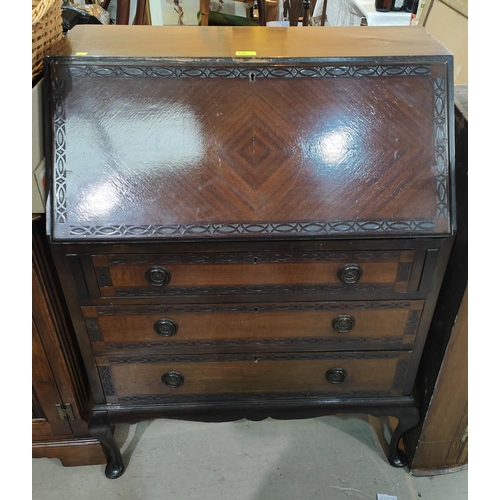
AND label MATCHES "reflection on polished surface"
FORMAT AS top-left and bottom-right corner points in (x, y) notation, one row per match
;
(317, 126), (357, 166)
